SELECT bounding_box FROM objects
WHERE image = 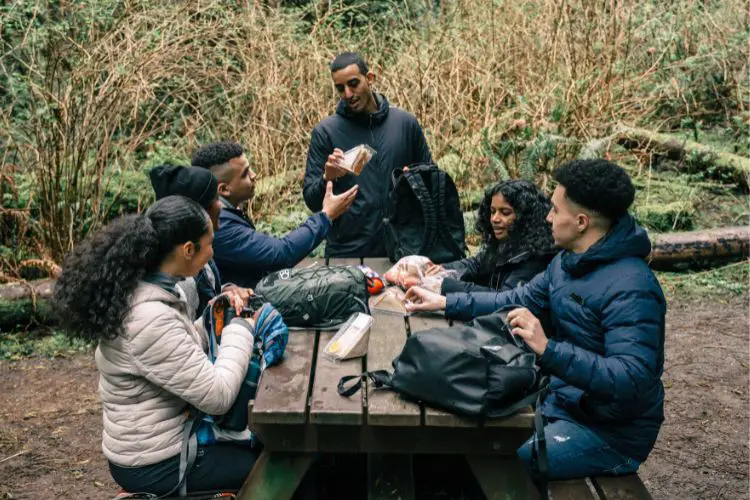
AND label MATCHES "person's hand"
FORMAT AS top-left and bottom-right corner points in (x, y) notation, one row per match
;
(211, 289), (248, 315)
(322, 181), (358, 221)
(404, 286), (447, 313)
(324, 148), (349, 181)
(424, 261), (444, 277)
(223, 285), (254, 305)
(507, 307), (548, 356)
